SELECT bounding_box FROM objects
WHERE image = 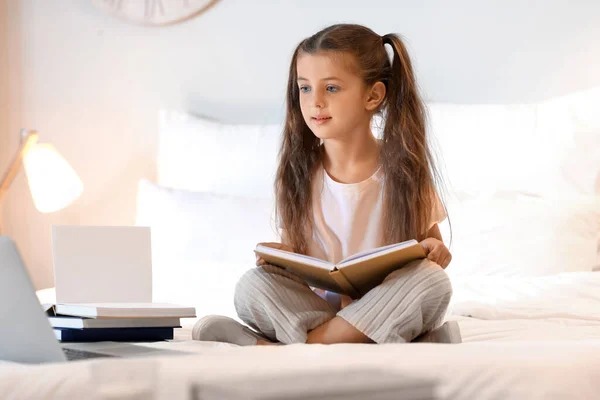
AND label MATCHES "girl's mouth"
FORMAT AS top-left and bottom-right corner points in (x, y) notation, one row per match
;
(312, 117), (332, 125)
